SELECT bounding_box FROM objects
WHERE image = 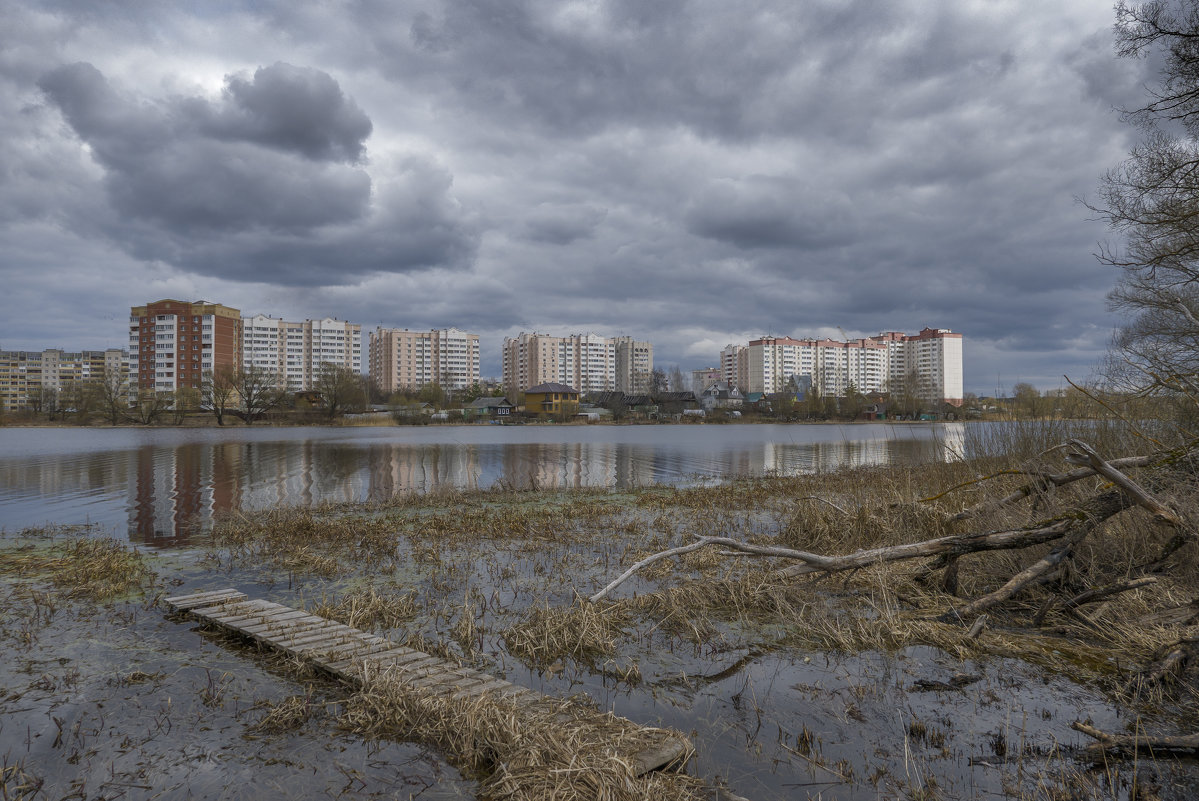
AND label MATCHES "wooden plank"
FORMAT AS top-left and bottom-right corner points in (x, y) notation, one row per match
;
(326, 643), (418, 674)
(238, 610), (319, 633)
(407, 667), (479, 691)
(630, 736), (694, 776)
(164, 589), (247, 610)
(448, 676), (513, 700)
(200, 600), (286, 625)
(282, 627), (365, 652)
(269, 622), (358, 648)
(244, 617), (341, 641)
